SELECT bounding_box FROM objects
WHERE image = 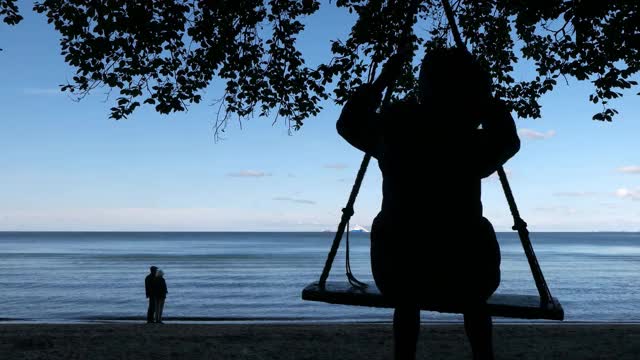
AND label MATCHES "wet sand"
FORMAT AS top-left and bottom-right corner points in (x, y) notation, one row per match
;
(1, 323), (638, 359)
